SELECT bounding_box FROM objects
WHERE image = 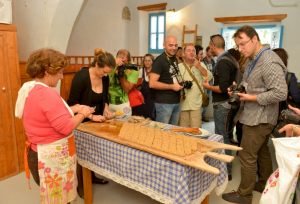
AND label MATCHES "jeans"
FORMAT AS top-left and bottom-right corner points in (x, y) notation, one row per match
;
(213, 103), (232, 174)
(202, 89), (212, 119)
(155, 103), (180, 125)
